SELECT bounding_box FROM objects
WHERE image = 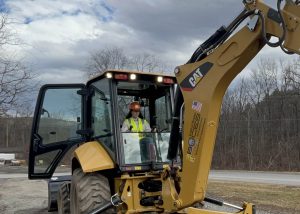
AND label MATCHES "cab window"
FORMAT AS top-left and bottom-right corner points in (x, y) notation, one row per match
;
(117, 81), (173, 165)
(90, 79), (114, 152)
